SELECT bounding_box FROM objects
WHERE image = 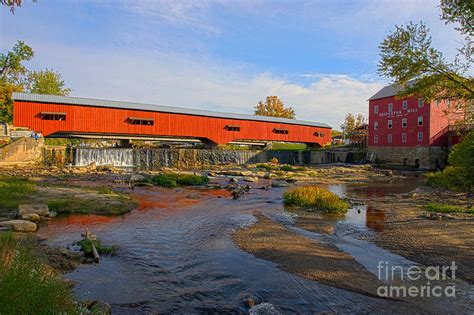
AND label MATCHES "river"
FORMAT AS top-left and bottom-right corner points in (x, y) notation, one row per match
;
(37, 177), (473, 314)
